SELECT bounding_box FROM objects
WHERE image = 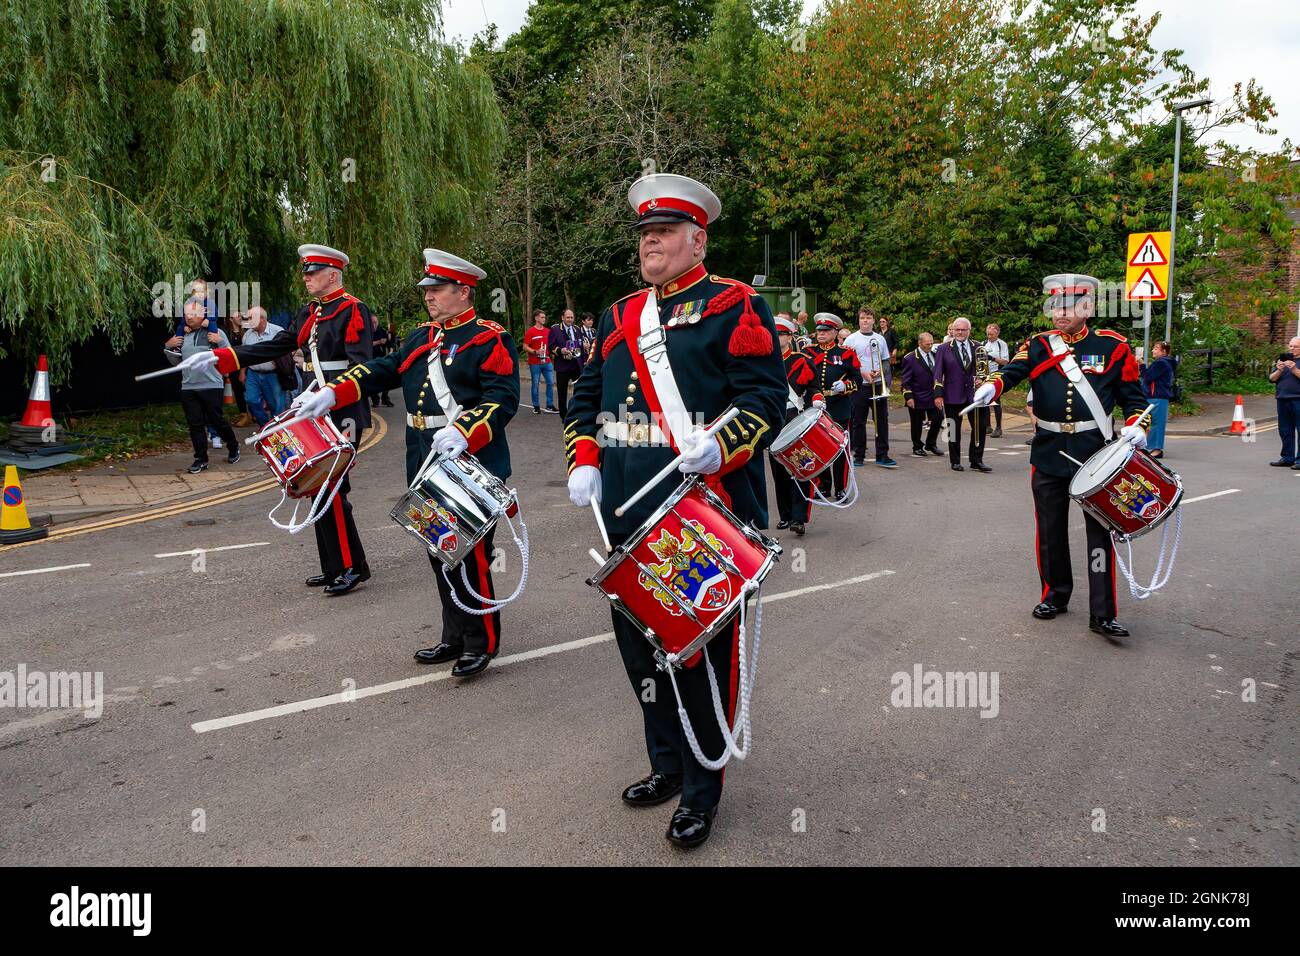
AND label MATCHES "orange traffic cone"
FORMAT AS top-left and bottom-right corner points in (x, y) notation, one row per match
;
(223, 377), (235, 406)
(1, 465), (48, 543)
(18, 355), (53, 428)
(1228, 395), (1247, 434)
